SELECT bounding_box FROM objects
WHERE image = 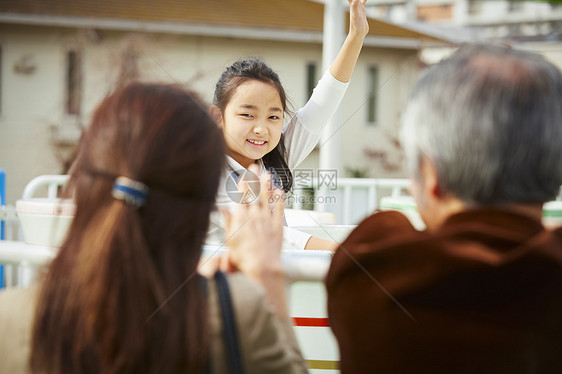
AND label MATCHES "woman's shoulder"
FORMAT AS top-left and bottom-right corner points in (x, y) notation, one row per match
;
(208, 272), (304, 374)
(0, 285), (39, 374)
(207, 273), (265, 371)
(226, 272), (264, 294)
(0, 285), (39, 336)
(0, 285), (38, 317)
(208, 272), (267, 316)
